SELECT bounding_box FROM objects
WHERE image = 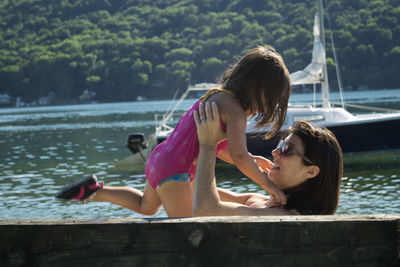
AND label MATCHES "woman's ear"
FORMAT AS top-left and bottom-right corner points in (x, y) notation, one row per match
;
(306, 166), (320, 179)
